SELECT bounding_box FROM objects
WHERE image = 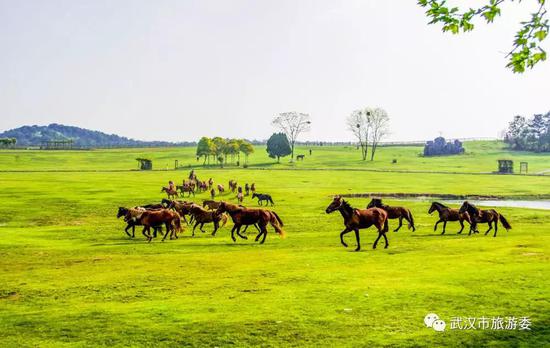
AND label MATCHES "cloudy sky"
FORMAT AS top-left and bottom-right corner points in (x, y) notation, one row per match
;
(0, 0), (548, 142)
